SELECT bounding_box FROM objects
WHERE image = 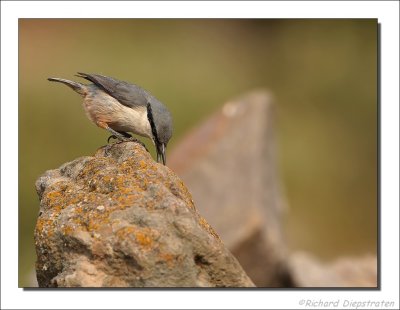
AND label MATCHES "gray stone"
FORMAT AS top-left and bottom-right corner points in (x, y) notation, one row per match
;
(34, 141), (254, 287)
(288, 252), (377, 287)
(168, 91), (291, 287)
